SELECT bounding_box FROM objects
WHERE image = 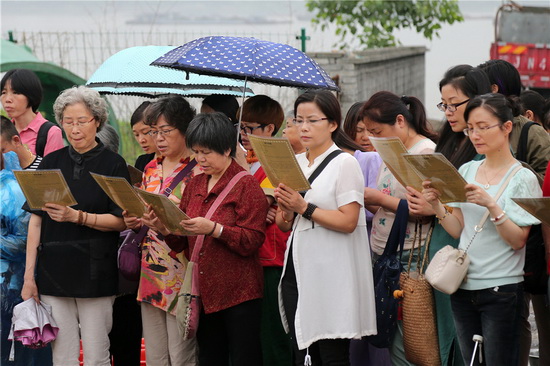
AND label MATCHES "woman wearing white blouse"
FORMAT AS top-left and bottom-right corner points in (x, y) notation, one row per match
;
(274, 90), (376, 366)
